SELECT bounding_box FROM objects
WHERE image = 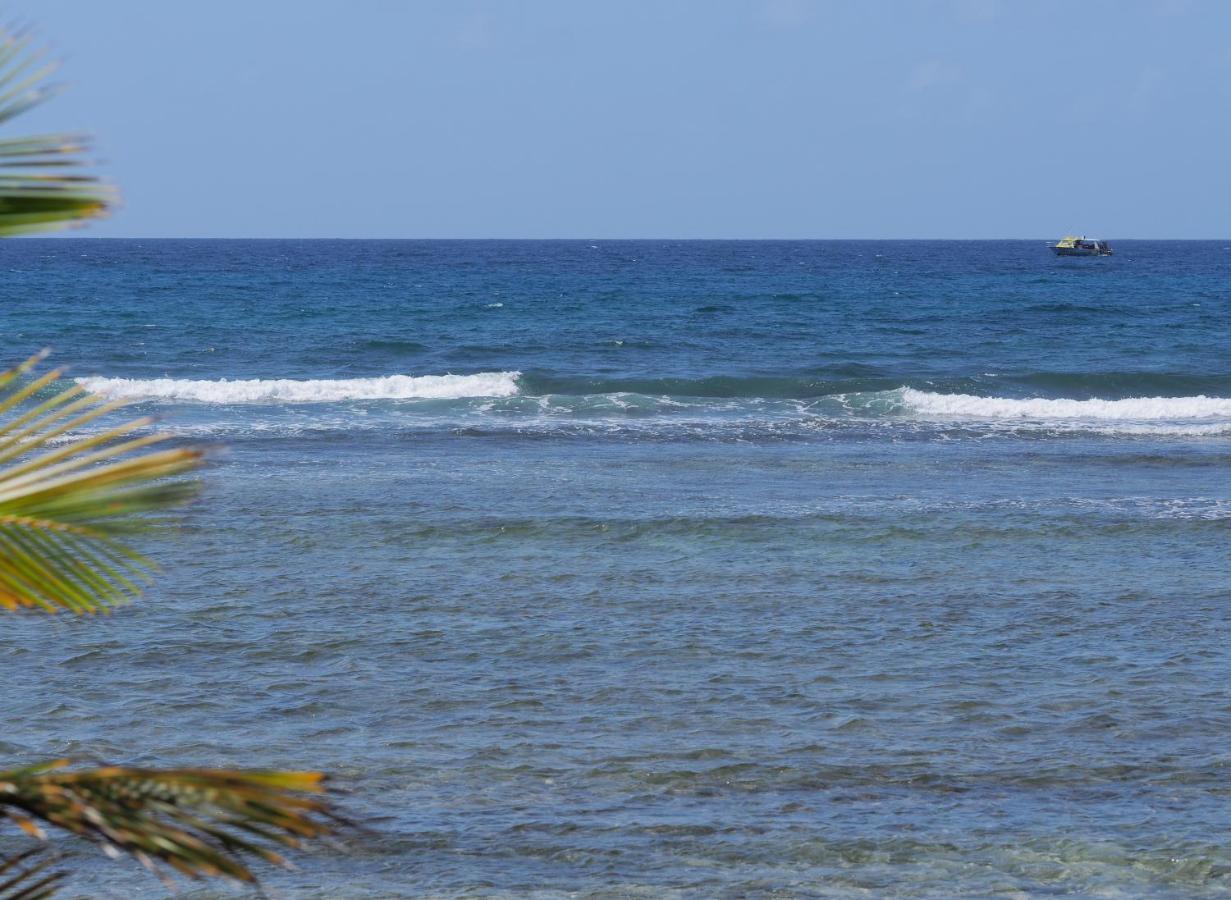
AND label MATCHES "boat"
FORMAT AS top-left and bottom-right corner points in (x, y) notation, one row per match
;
(1052, 235), (1113, 256)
